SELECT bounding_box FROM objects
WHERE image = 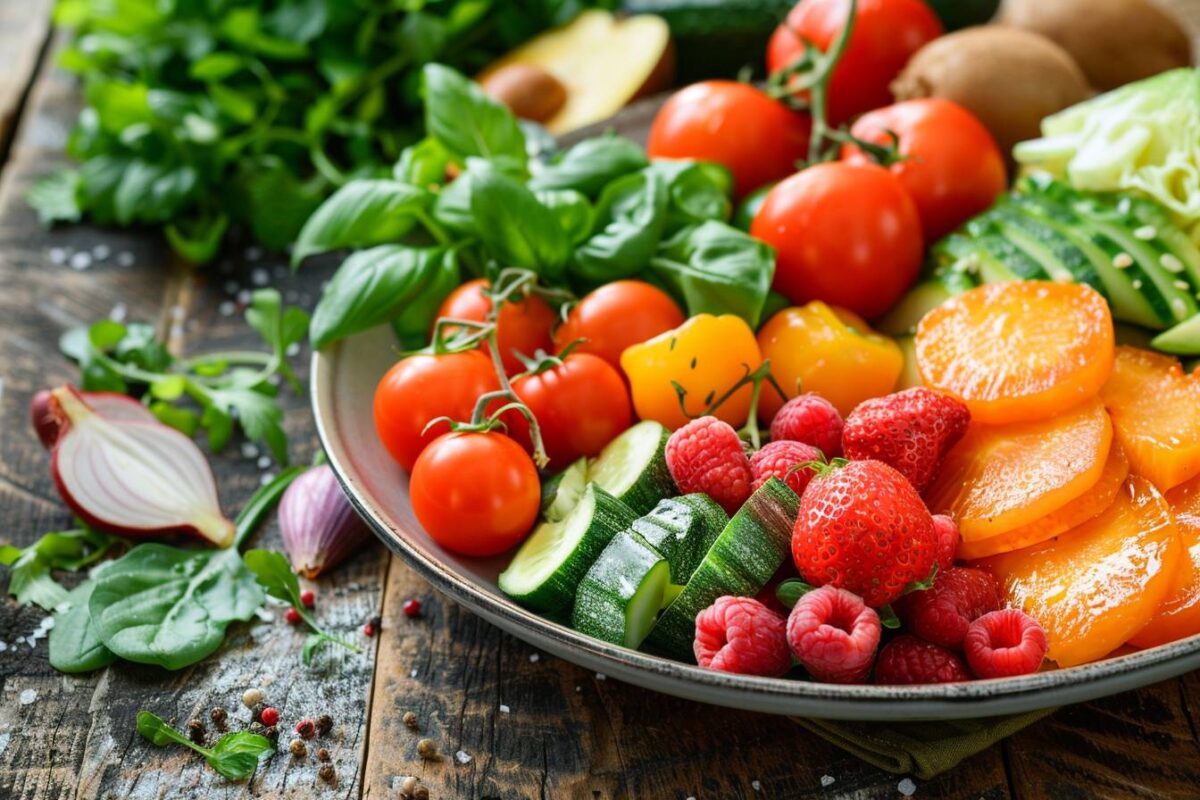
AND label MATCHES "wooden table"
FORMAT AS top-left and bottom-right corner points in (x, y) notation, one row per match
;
(6, 8), (1200, 799)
